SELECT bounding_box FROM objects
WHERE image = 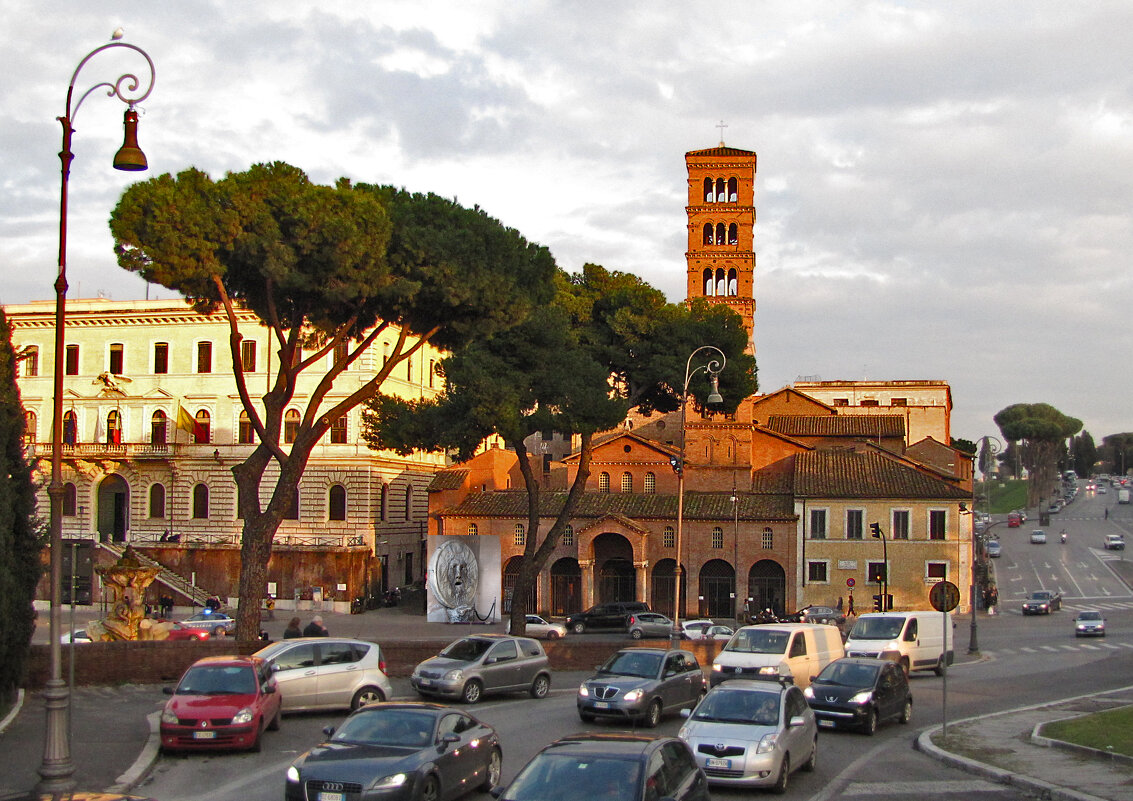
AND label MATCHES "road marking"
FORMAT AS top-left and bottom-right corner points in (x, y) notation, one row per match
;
(1021, 647), (1037, 653)
(1079, 644), (1100, 650)
(1040, 645), (1060, 651)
